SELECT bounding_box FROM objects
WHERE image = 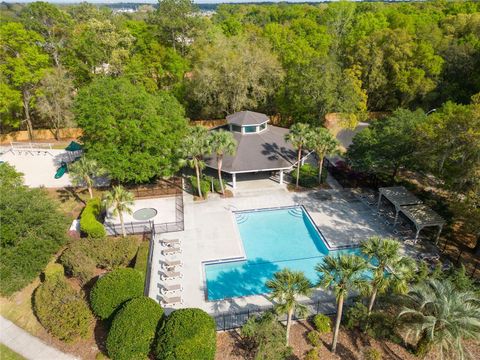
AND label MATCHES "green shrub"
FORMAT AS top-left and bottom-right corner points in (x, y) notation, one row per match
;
(189, 176), (210, 198)
(134, 242), (150, 282)
(305, 348), (319, 360)
(298, 164), (320, 188)
(90, 268), (144, 320)
(95, 236), (139, 270)
(60, 241), (96, 284)
(80, 198), (106, 238)
(60, 237), (139, 284)
(155, 308), (216, 360)
(312, 314), (332, 333)
(211, 177), (226, 193)
(363, 347), (382, 360)
(345, 302), (369, 331)
(34, 275), (93, 342)
(366, 312), (396, 340)
(306, 330), (320, 347)
(107, 297), (164, 360)
(44, 263), (64, 282)
(0, 176), (69, 295)
(240, 311), (292, 360)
